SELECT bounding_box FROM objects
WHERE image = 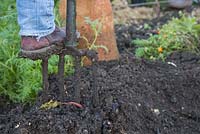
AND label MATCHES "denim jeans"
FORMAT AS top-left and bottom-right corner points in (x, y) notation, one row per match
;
(16, 0), (55, 39)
